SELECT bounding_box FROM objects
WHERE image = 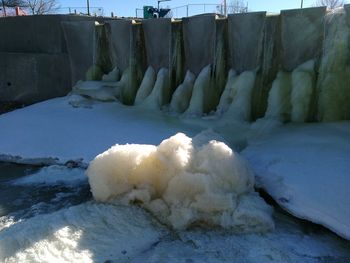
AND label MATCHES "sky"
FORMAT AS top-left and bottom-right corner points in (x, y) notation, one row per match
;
(57, 0), (318, 17)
